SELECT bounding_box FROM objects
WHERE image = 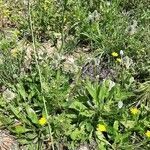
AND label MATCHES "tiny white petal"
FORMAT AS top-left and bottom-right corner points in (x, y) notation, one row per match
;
(118, 101), (123, 109)
(120, 50), (124, 56)
(109, 80), (115, 91)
